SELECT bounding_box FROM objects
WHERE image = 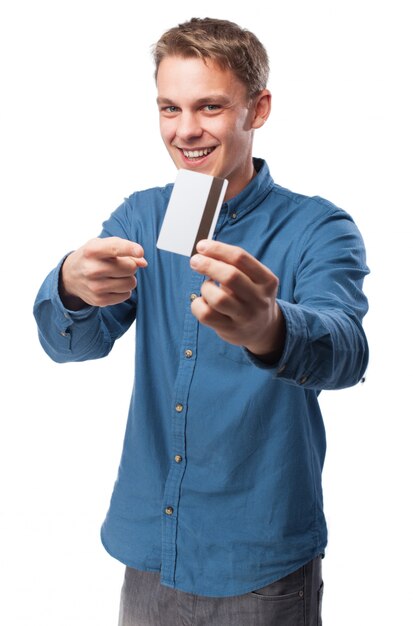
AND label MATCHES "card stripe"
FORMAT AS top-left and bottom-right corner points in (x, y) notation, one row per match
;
(191, 177), (226, 256)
